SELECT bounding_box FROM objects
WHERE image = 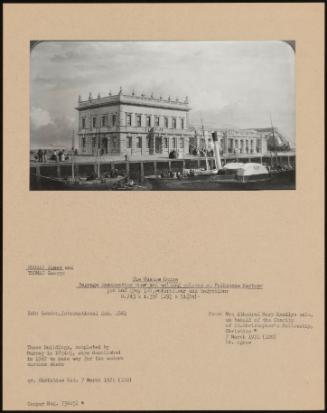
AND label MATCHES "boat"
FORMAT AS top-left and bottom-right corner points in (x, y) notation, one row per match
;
(146, 128), (273, 190)
(146, 161), (272, 190)
(37, 174), (126, 191)
(146, 114), (295, 190)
